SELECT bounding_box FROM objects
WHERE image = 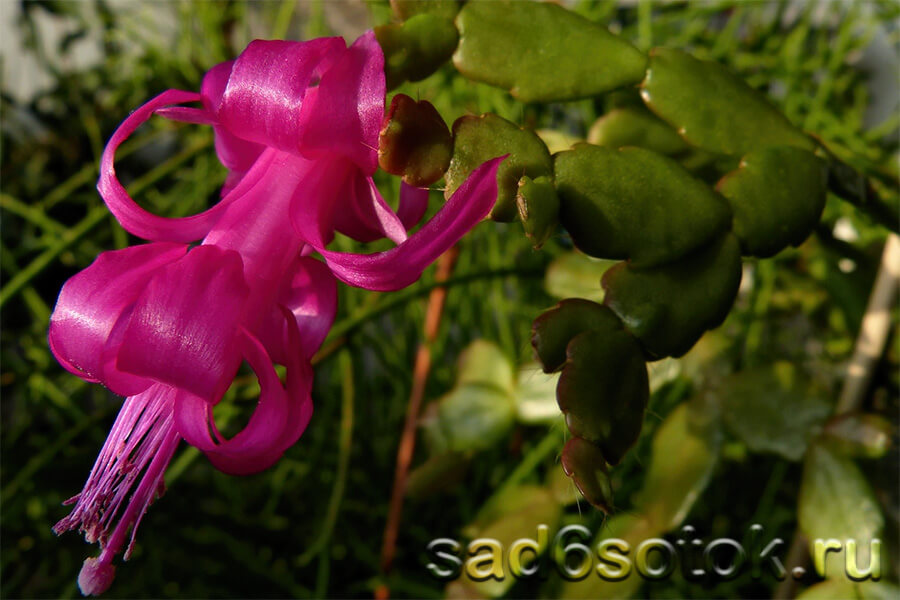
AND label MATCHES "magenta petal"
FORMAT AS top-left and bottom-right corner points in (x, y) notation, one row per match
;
(98, 89), (249, 243)
(278, 306), (316, 447)
(172, 393), (217, 453)
(116, 245), (249, 401)
(256, 256), (338, 363)
(218, 38), (346, 154)
(288, 159), (344, 249)
(297, 31), (385, 172)
(316, 156), (504, 291)
(200, 60), (266, 192)
(213, 331), (289, 454)
(154, 106), (216, 125)
(397, 182), (430, 230)
(48, 243), (188, 396)
(333, 169), (407, 244)
(200, 61), (233, 113)
(203, 150), (311, 286)
(175, 322), (313, 476)
(220, 170), (244, 198)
